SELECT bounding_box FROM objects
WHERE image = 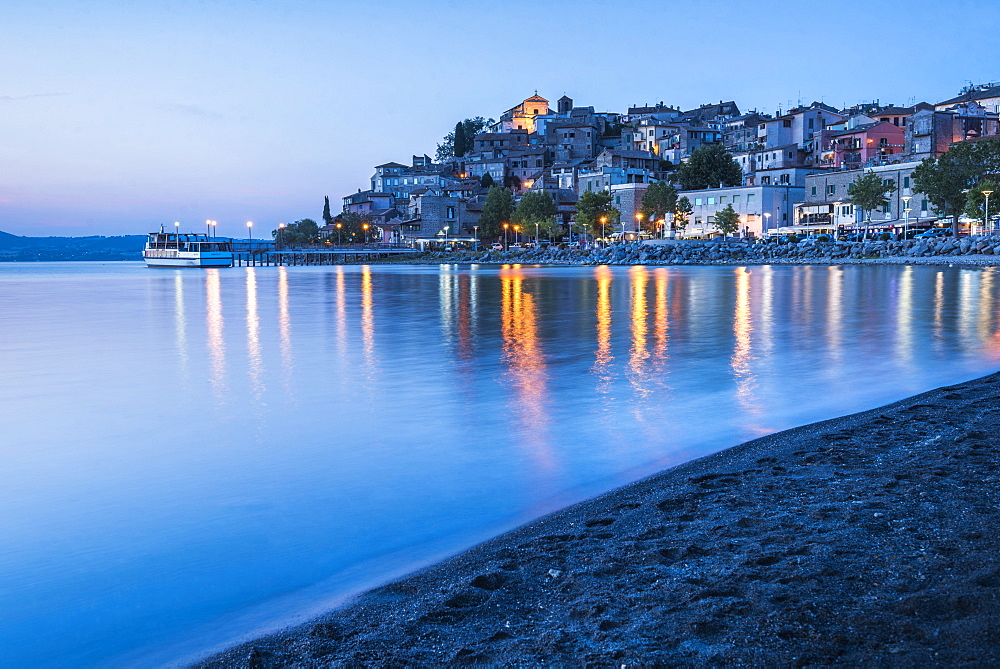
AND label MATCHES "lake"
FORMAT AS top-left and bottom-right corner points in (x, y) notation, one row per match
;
(2, 261), (999, 666)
